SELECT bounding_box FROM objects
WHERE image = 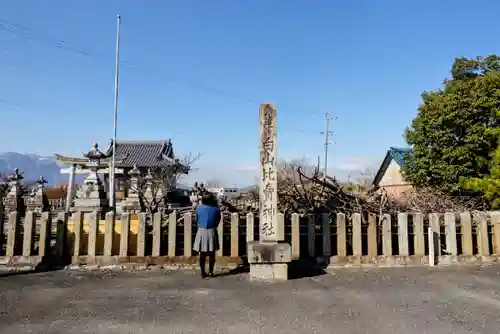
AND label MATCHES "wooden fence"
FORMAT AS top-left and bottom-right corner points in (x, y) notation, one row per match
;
(1, 210), (500, 268)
